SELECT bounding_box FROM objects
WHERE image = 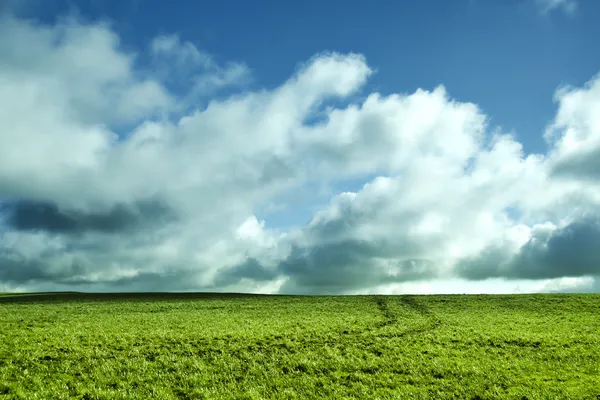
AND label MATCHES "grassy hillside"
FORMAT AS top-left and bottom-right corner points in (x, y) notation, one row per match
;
(0, 293), (599, 399)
